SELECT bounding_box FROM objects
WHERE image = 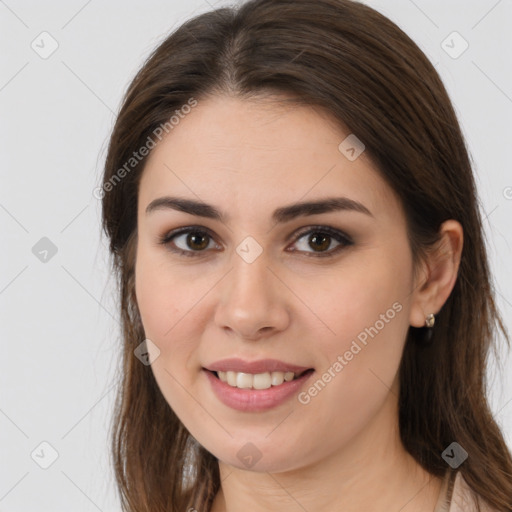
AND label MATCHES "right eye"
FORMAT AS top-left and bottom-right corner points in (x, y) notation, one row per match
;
(158, 227), (221, 257)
